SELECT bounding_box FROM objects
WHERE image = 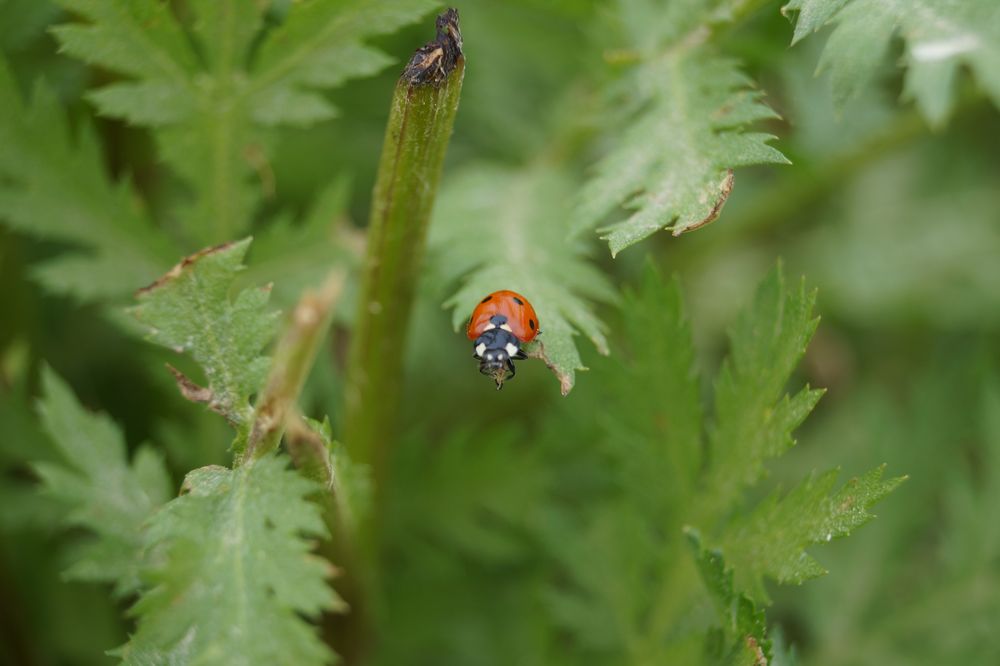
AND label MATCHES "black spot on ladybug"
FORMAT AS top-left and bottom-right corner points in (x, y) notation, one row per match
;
(529, 319), (536, 330)
(512, 296), (524, 305)
(480, 295), (492, 303)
